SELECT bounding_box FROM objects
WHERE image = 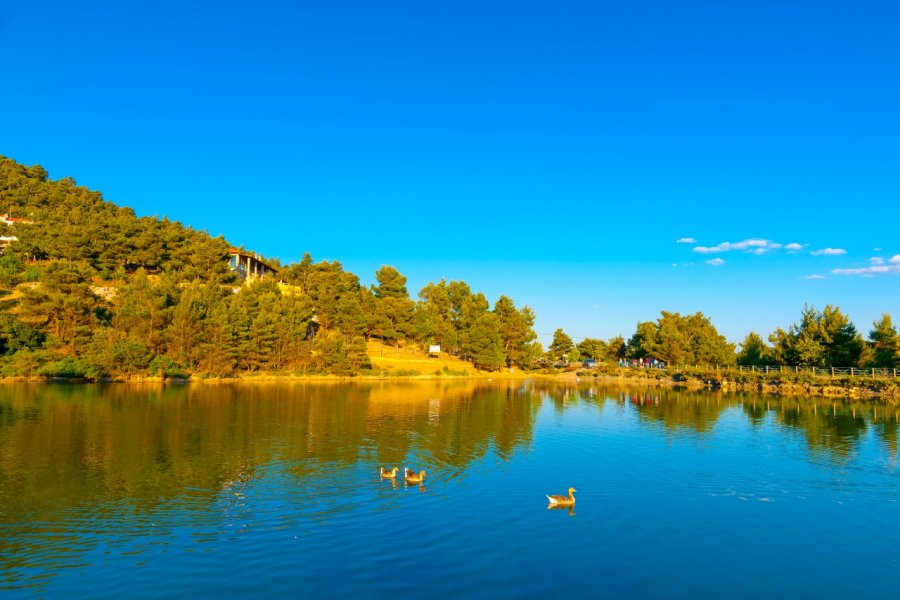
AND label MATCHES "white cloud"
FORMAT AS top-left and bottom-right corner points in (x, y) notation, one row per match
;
(693, 238), (778, 254)
(831, 264), (900, 277)
(805, 274), (826, 280)
(686, 239), (862, 268)
(891, 255), (900, 264)
(706, 258), (725, 266)
(870, 257), (884, 265)
(676, 237), (696, 244)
